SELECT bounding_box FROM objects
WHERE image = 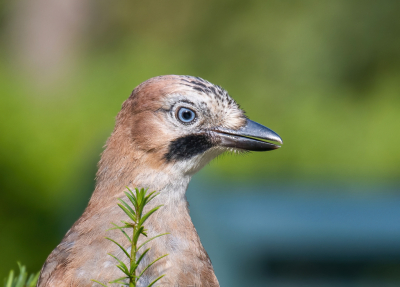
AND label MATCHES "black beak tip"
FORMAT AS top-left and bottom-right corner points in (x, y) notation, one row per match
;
(273, 144), (281, 149)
